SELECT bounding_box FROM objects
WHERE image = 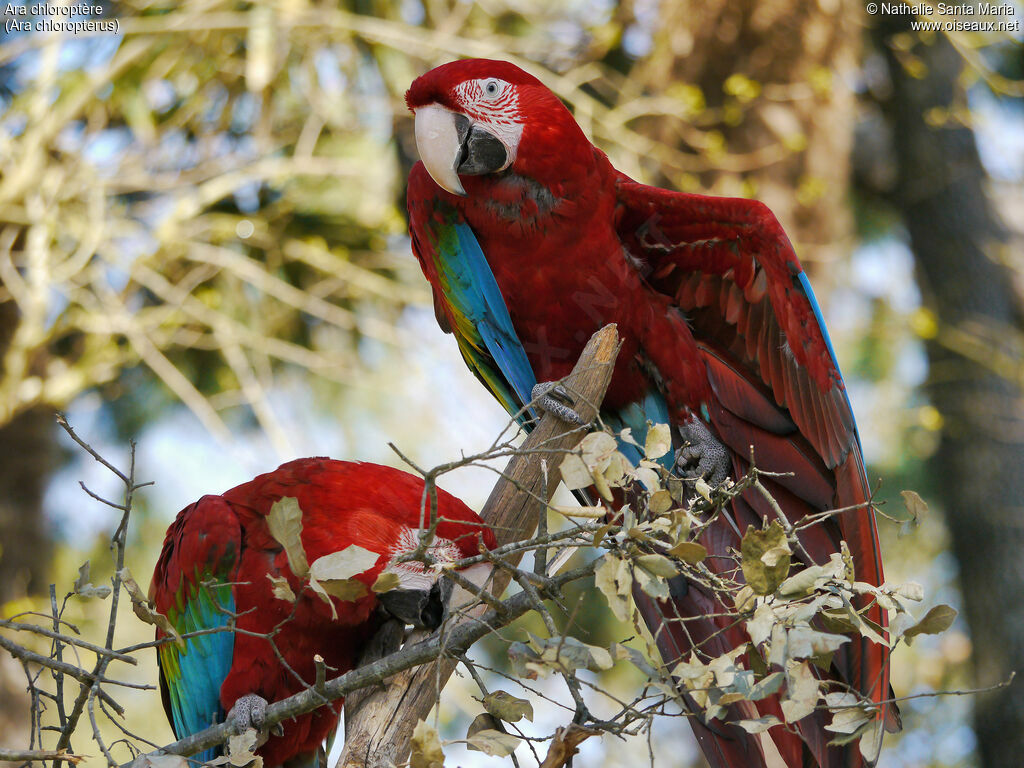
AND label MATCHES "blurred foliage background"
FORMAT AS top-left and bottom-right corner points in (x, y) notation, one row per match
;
(0, 0), (1021, 766)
